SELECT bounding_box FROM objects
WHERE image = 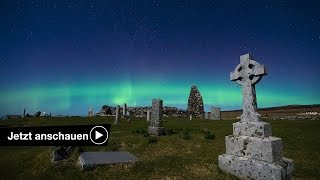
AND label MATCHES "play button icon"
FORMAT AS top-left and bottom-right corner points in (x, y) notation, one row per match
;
(90, 126), (109, 145)
(95, 131), (103, 140)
